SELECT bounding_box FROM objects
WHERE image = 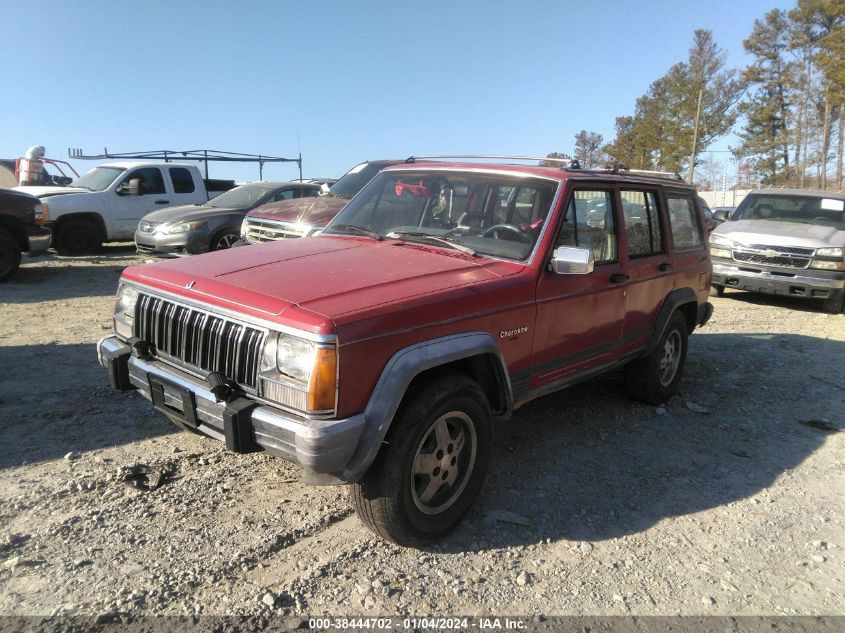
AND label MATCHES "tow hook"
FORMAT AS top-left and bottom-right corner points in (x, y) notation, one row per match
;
(206, 371), (242, 403)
